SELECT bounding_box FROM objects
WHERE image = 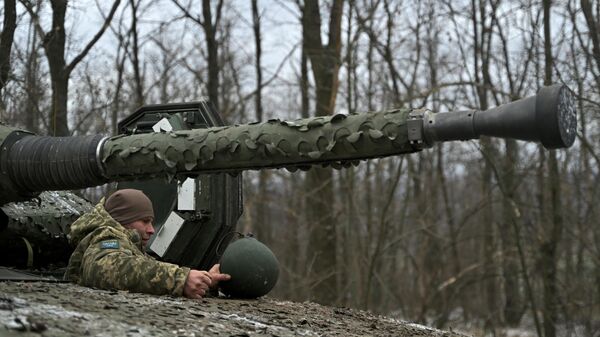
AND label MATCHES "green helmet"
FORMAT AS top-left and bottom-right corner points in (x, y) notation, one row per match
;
(219, 237), (279, 298)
